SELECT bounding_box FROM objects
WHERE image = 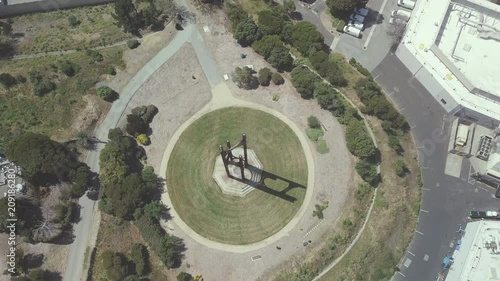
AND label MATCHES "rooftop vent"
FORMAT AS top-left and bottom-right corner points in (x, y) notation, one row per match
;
(477, 135), (493, 160)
